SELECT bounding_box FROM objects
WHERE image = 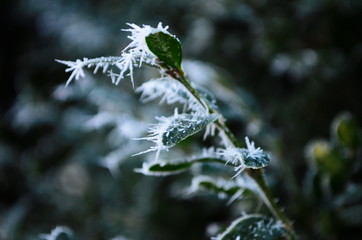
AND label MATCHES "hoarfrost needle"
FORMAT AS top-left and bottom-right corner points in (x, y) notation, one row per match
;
(245, 136), (263, 159)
